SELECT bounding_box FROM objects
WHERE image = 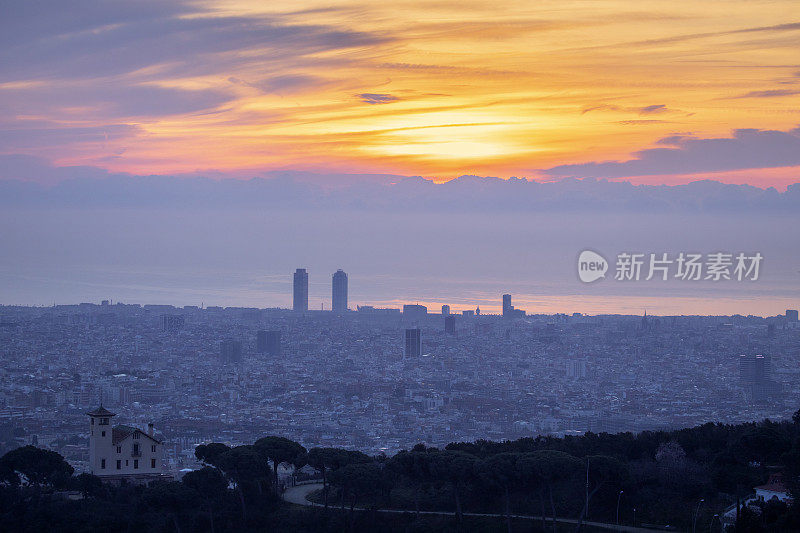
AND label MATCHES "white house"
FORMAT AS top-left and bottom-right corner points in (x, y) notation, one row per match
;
(87, 405), (166, 483)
